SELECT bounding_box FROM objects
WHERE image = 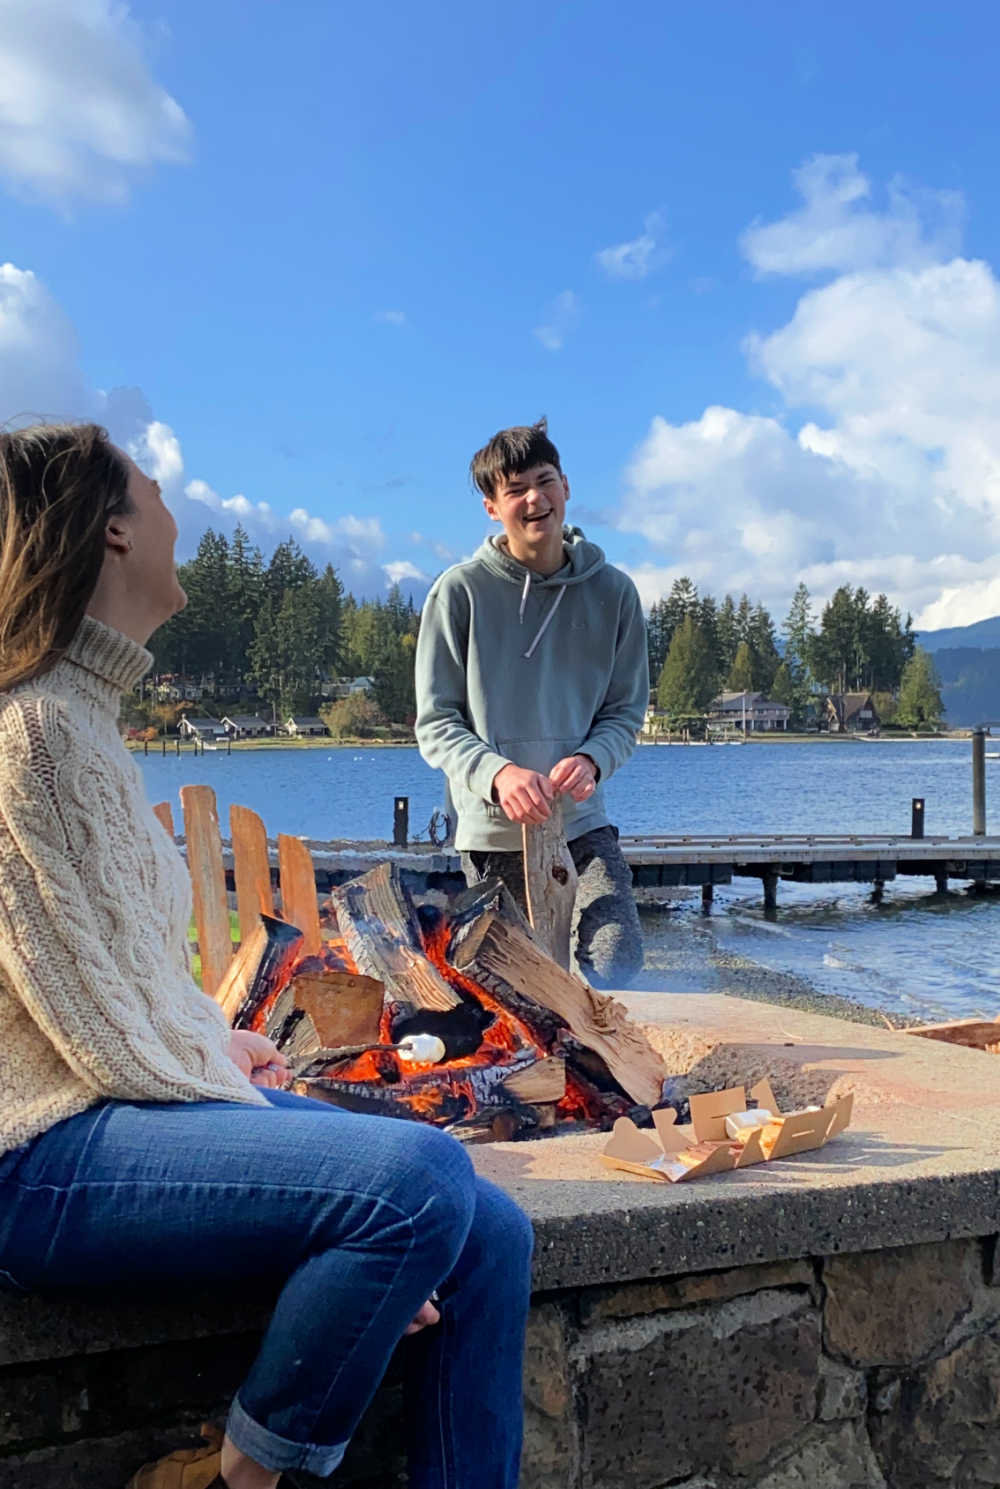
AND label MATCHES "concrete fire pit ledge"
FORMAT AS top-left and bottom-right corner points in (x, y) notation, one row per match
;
(476, 991), (1000, 1290)
(3, 995), (1000, 1488)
